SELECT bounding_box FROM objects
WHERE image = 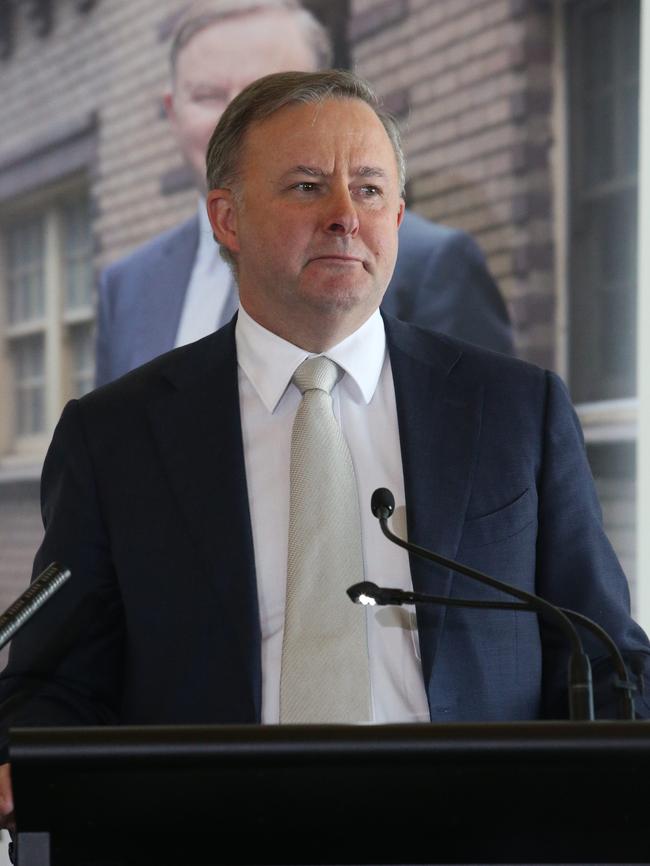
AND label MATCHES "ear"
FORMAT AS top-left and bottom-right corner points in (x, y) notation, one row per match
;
(207, 188), (240, 255)
(396, 198), (406, 229)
